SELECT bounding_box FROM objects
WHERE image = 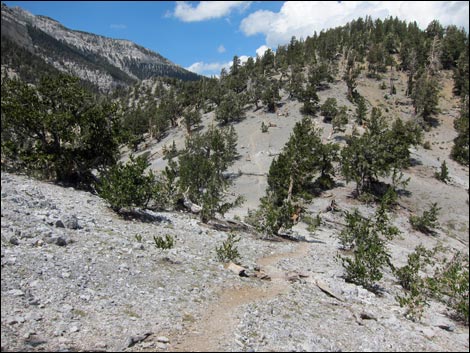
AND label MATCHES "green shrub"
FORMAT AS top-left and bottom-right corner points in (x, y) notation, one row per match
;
(434, 161), (450, 183)
(332, 106), (348, 133)
(261, 121), (269, 133)
(246, 195), (294, 237)
(216, 233), (241, 263)
(303, 214), (322, 233)
(153, 234), (174, 249)
(320, 97), (338, 122)
(99, 154), (160, 212)
(395, 245), (436, 321)
(338, 208), (397, 291)
(423, 141), (432, 150)
(410, 203), (440, 234)
(429, 252), (469, 325)
(338, 209), (365, 250)
(395, 247), (469, 325)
